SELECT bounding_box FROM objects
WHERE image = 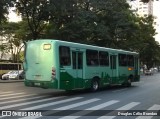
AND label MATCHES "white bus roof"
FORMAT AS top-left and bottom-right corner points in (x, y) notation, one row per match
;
(28, 39), (139, 55)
